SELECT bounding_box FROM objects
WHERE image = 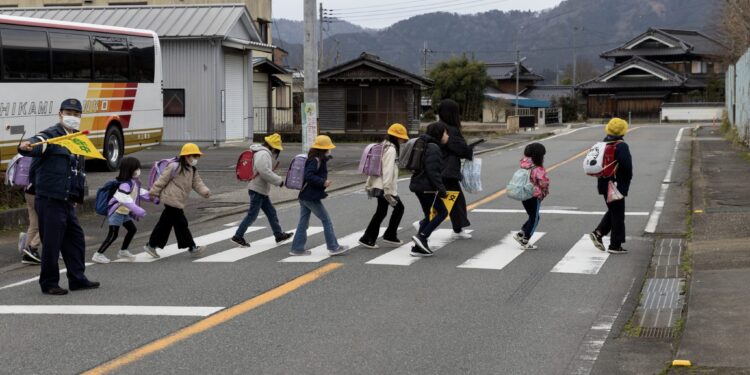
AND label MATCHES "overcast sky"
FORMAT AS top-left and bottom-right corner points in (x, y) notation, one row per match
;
(273, 0), (565, 29)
